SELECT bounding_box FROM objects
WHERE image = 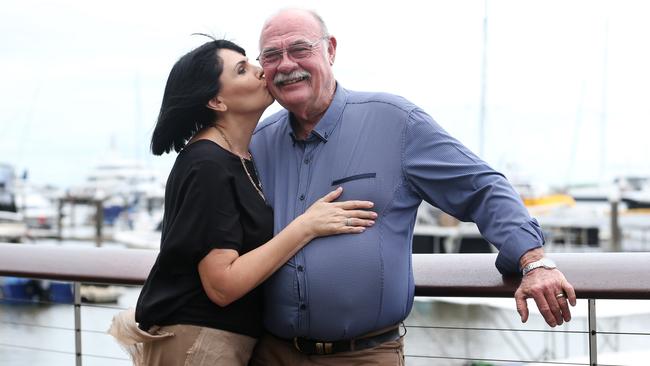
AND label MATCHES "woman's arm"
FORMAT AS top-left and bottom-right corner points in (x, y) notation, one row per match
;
(197, 187), (376, 307)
